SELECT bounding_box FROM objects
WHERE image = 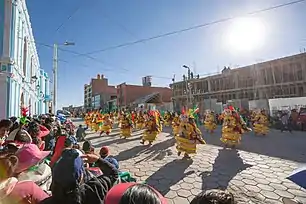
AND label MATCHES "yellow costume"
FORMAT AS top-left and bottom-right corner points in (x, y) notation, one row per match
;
(204, 111), (217, 133)
(220, 108), (251, 147)
(163, 112), (172, 126)
(141, 115), (159, 145)
(85, 113), (91, 127)
(100, 114), (113, 136)
(175, 115), (205, 158)
(172, 115), (180, 135)
(253, 111), (269, 135)
(136, 112), (145, 130)
(91, 115), (100, 132)
(120, 115), (132, 138)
